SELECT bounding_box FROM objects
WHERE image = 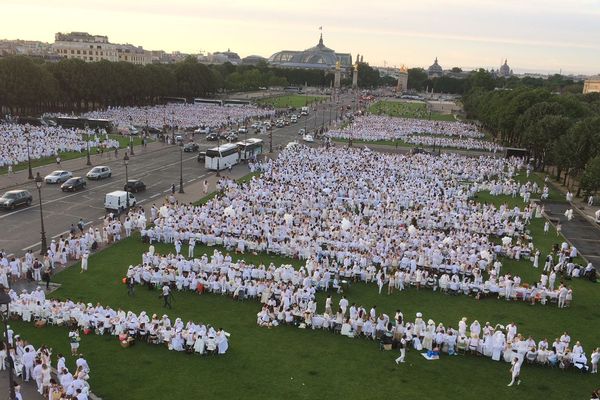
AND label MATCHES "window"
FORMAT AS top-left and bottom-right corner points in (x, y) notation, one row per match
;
(76, 50), (80, 54)
(71, 50), (74, 54)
